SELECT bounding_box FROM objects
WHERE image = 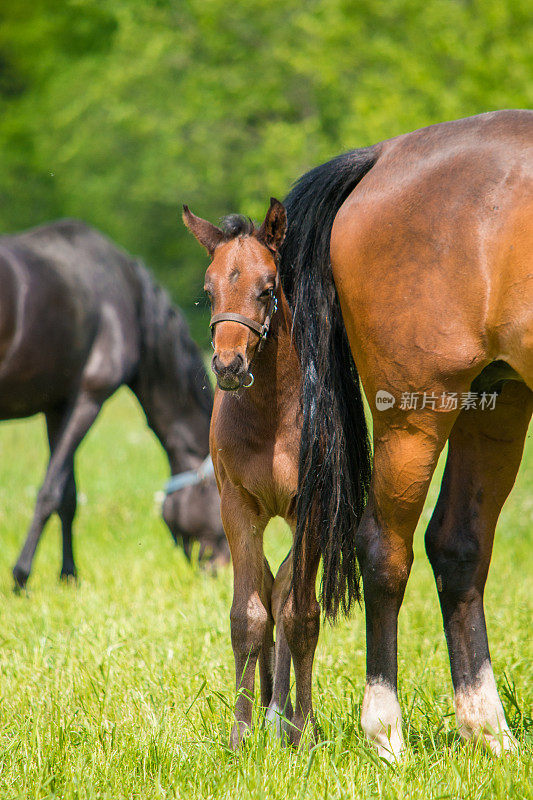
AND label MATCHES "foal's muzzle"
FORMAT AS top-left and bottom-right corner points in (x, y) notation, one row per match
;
(211, 353), (250, 390)
(208, 291), (277, 391)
